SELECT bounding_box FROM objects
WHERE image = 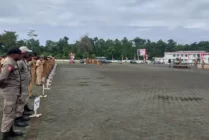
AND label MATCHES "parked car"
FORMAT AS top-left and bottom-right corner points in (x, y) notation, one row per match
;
(130, 60), (145, 64)
(80, 59), (85, 64)
(153, 61), (163, 64)
(97, 57), (111, 64)
(117, 60), (123, 64)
